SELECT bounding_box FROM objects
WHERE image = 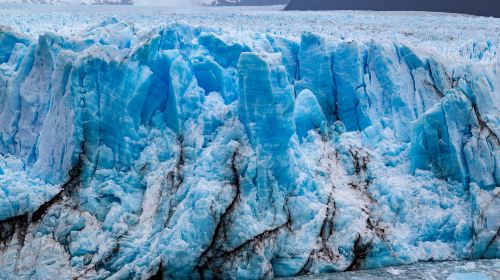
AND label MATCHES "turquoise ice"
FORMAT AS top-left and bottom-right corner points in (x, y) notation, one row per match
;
(0, 11), (499, 280)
